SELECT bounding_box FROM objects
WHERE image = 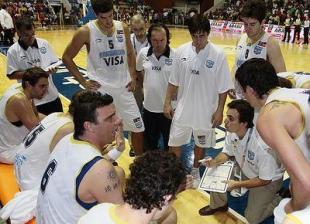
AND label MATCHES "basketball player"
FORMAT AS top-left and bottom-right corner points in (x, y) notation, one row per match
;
(0, 67), (48, 164)
(79, 151), (187, 224)
(230, 0), (286, 98)
(235, 58), (310, 224)
(36, 92), (125, 224)
(0, 90), (126, 224)
(62, 0), (144, 155)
